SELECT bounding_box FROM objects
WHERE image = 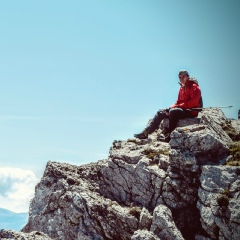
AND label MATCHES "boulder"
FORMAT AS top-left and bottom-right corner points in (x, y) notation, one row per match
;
(0, 229), (51, 240)
(150, 204), (184, 240)
(100, 140), (168, 209)
(131, 230), (159, 240)
(197, 165), (240, 240)
(23, 162), (139, 240)
(162, 114), (230, 209)
(170, 124), (230, 165)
